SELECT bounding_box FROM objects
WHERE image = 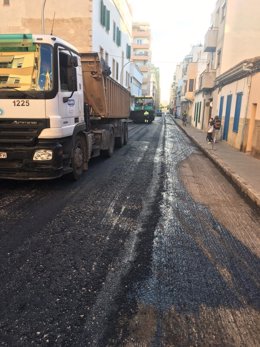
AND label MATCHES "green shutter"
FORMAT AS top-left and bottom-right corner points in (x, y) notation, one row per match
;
(116, 28), (121, 46)
(105, 10), (110, 31)
(126, 44), (131, 59)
